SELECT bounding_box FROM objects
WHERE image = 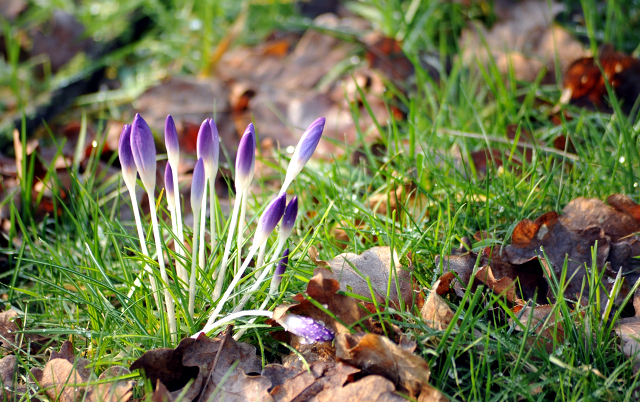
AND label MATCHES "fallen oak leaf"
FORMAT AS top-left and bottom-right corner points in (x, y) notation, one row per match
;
(267, 361), (359, 402)
(511, 304), (565, 353)
(335, 332), (446, 401)
(36, 340), (92, 402)
(310, 374), (406, 402)
(86, 366), (133, 402)
(420, 280), (455, 331)
(617, 289), (640, 373)
(308, 246), (413, 308)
